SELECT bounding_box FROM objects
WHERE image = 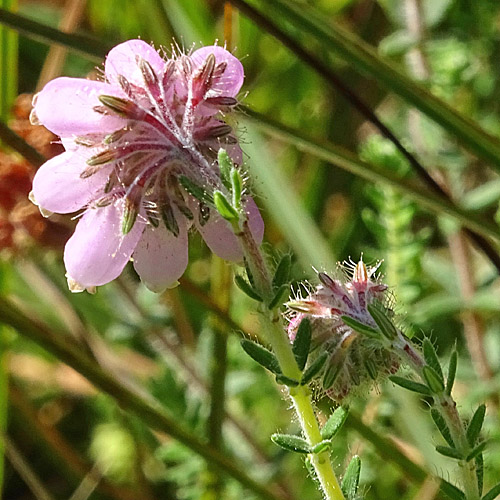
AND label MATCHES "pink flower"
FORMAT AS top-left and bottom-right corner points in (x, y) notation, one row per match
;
(287, 259), (399, 402)
(30, 40), (263, 292)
